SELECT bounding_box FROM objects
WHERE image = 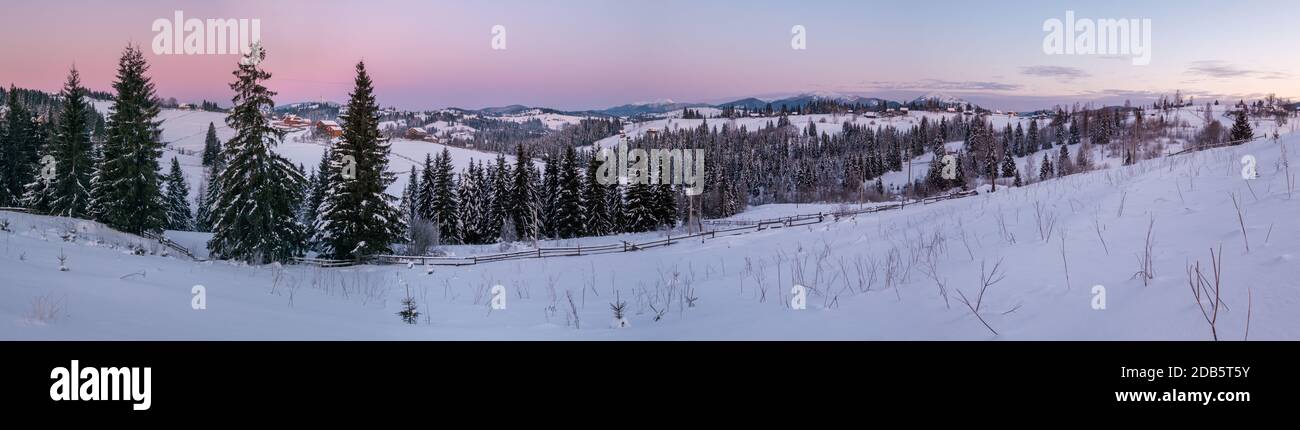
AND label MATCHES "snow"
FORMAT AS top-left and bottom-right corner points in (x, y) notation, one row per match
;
(595, 111), (1046, 150)
(496, 110), (587, 130)
(420, 120), (476, 140)
(90, 107), (536, 201)
(3, 124), (1297, 339)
